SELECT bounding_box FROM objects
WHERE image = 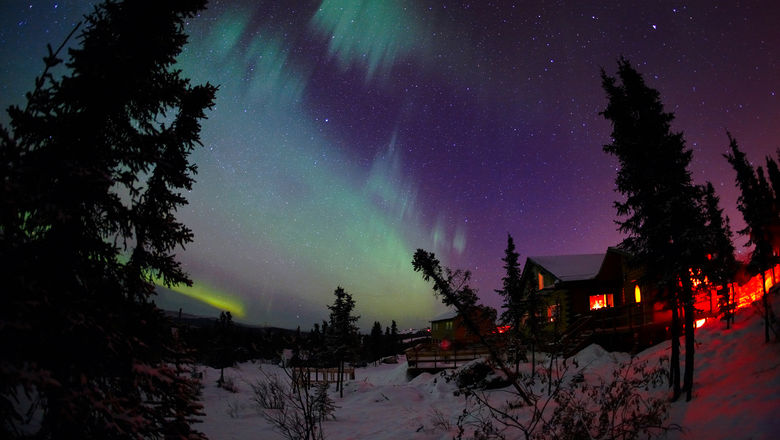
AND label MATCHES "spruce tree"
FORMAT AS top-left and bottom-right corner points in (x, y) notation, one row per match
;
(701, 183), (738, 329)
(307, 322), (322, 363)
(495, 233), (524, 374)
(724, 134), (779, 342)
(390, 319), (399, 356)
(412, 249), (534, 406)
(368, 321), (384, 362)
(326, 286), (359, 397)
(600, 58), (707, 401)
(767, 153), (780, 207)
(496, 233), (523, 326)
(0, 0), (215, 437)
(215, 311), (235, 387)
